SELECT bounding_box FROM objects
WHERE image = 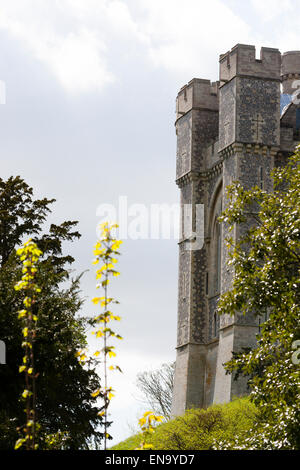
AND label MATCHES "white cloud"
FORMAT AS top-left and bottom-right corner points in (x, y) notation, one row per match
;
(133, 0), (252, 80)
(0, 0), (297, 94)
(251, 0), (293, 22)
(0, 0), (253, 93)
(38, 29), (114, 94)
(247, 0), (300, 54)
(0, 0), (137, 93)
